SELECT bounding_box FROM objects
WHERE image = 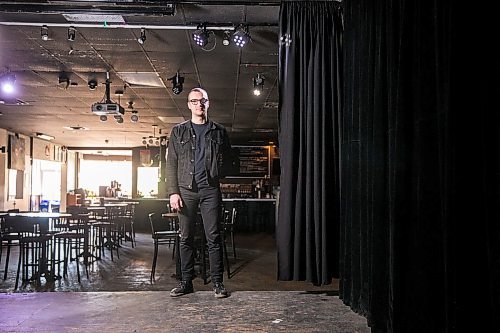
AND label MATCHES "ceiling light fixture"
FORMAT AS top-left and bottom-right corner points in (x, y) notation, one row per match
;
(130, 111), (139, 123)
(192, 24), (210, 47)
(127, 101), (139, 122)
(67, 26), (76, 41)
(142, 125), (161, 146)
(58, 75), (70, 89)
(99, 115), (107, 122)
(41, 25), (49, 41)
(64, 125), (88, 131)
(88, 78), (97, 90)
(169, 72), (184, 95)
(253, 73), (265, 96)
(1, 74), (16, 94)
(114, 115), (124, 123)
(233, 25), (250, 48)
(137, 28), (146, 44)
(222, 30), (231, 46)
(35, 132), (55, 141)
